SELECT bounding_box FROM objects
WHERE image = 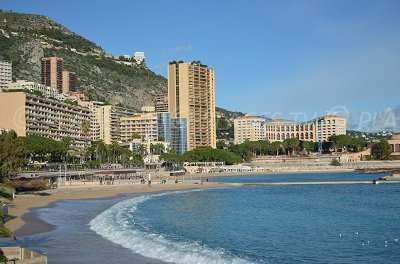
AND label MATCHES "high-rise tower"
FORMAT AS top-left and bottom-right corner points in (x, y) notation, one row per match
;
(168, 61), (216, 151)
